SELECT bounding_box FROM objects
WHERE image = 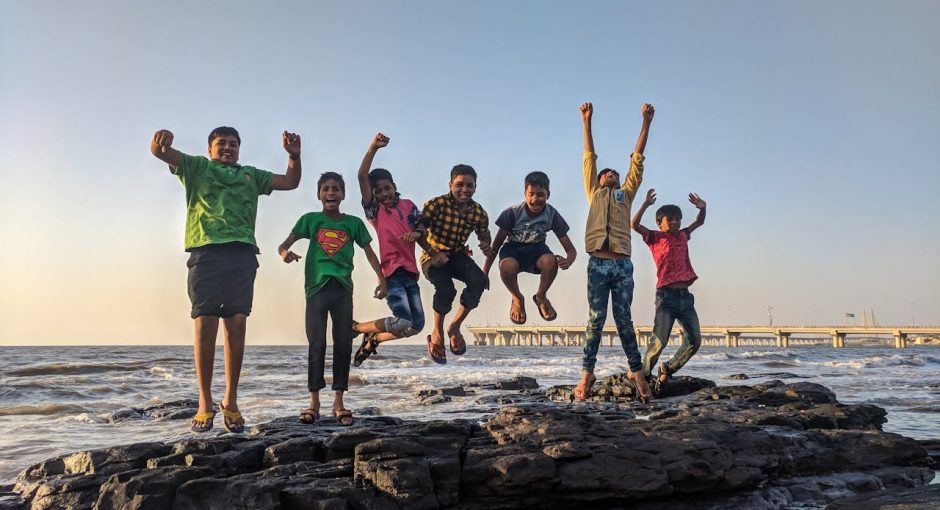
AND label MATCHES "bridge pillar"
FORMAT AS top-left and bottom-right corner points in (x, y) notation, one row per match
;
(831, 332), (845, 348)
(501, 332), (513, 346)
(894, 331), (907, 349)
